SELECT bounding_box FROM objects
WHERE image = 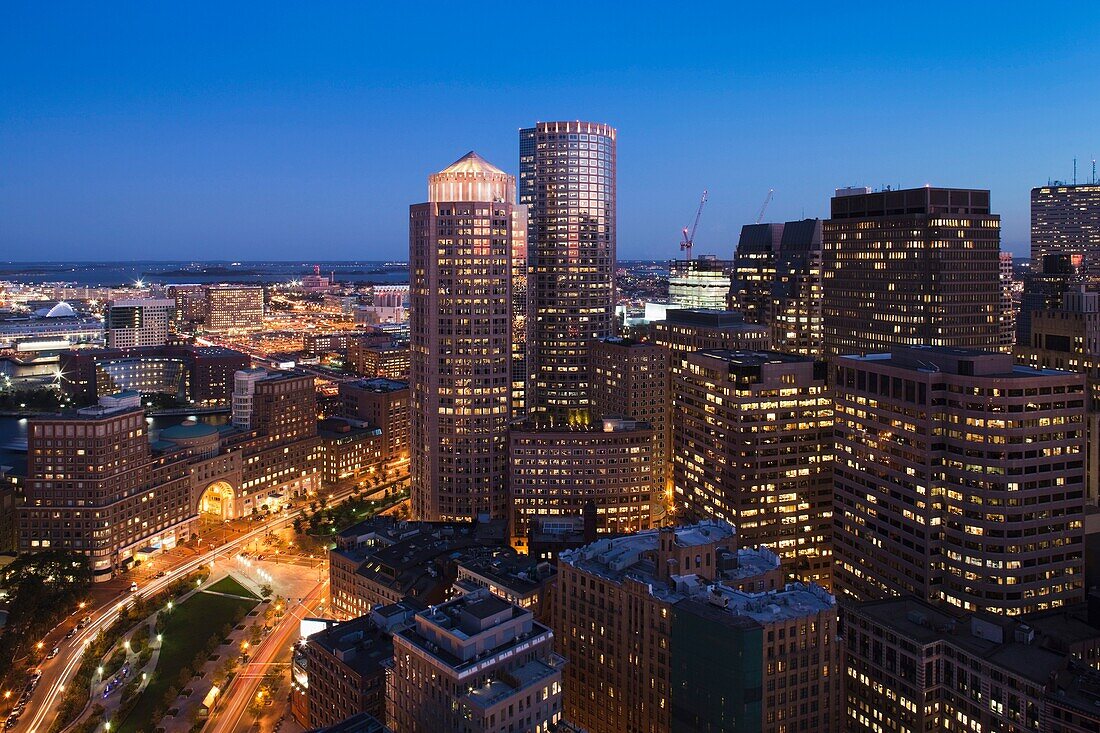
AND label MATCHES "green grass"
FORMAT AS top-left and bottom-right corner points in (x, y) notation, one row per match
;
(203, 574), (259, 599)
(116, 587), (258, 733)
